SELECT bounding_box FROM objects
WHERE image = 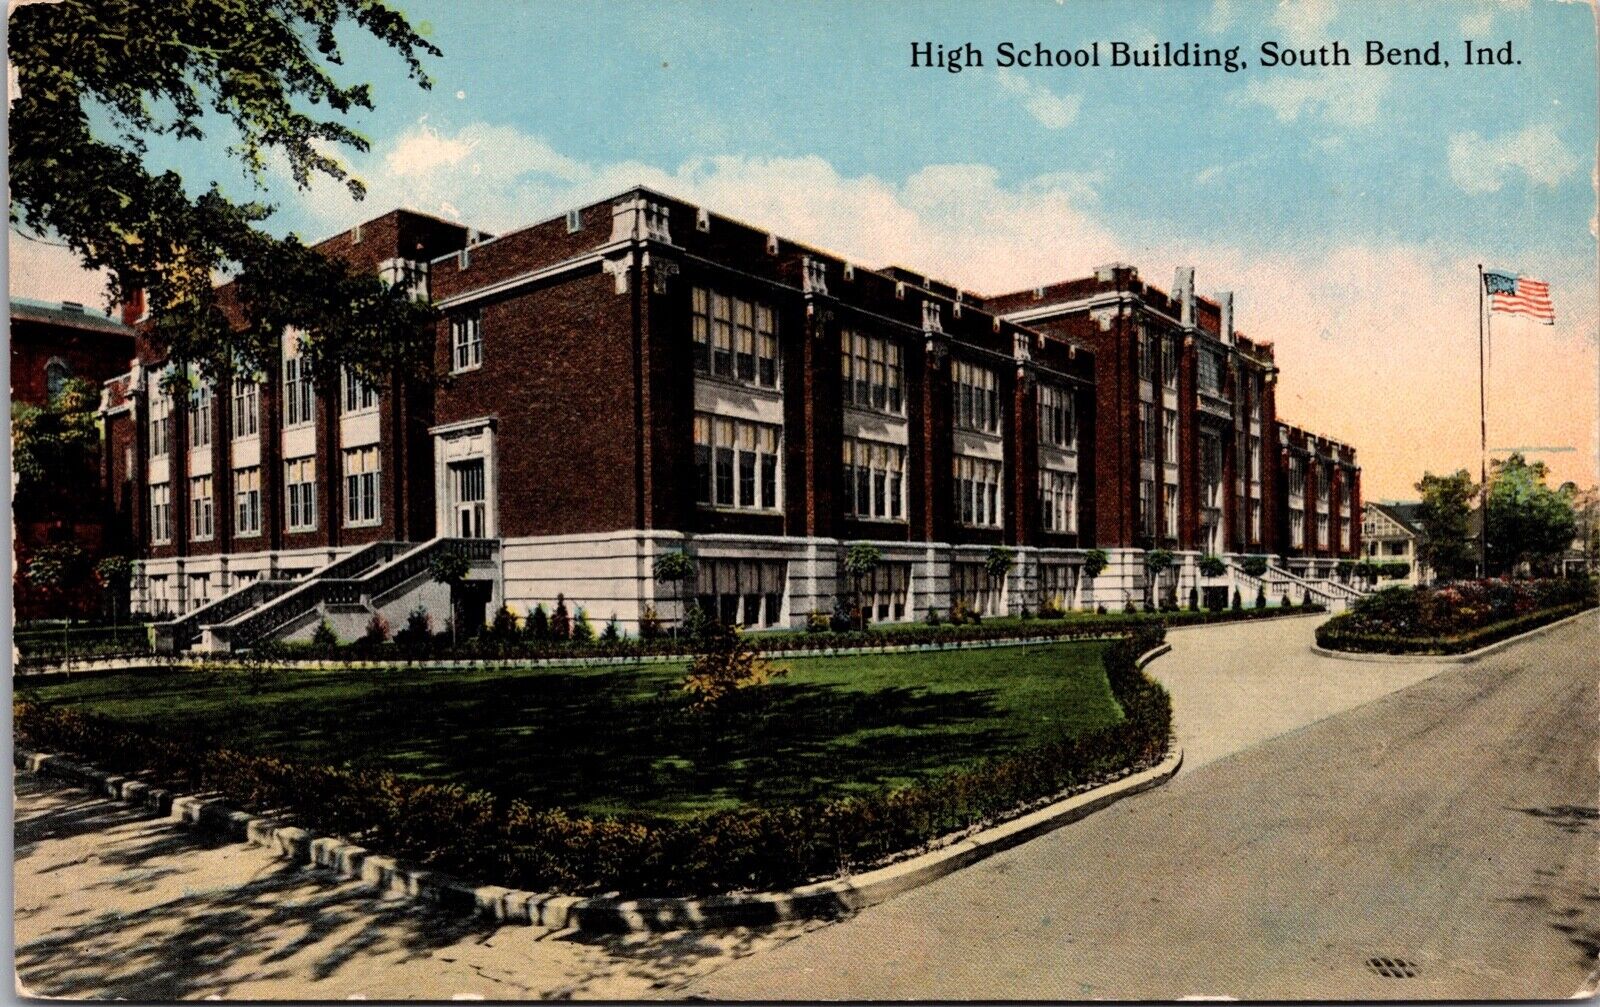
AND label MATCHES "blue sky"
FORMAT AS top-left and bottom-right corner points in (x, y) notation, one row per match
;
(10, 0), (1597, 496)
